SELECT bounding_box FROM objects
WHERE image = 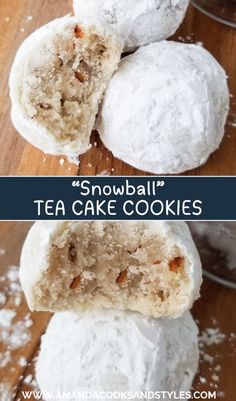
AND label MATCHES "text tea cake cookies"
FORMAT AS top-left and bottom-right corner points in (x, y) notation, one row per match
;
(9, 16), (123, 162)
(72, 0), (190, 51)
(20, 221), (202, 318)
(36, 310), (199, 398)
(97, 41), (229, 174)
